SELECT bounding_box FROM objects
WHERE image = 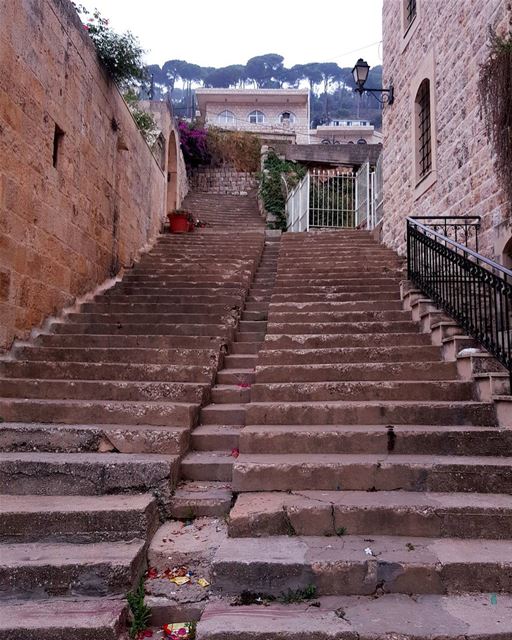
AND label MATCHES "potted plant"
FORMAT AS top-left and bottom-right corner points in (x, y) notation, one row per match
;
(168, 209), (194, 233)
